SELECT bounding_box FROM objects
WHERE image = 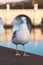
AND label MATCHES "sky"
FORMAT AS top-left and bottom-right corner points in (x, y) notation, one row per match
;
(0, 0), (29, 3)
